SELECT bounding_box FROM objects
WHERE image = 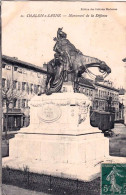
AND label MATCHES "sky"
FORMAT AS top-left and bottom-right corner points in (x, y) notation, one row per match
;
(2, 1), (126, 88)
